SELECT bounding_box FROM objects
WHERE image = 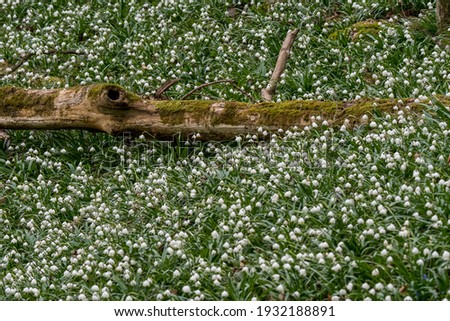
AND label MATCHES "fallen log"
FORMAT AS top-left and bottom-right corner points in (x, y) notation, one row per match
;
(0, 84), (445, 140)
